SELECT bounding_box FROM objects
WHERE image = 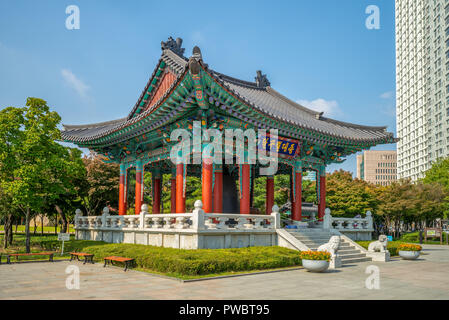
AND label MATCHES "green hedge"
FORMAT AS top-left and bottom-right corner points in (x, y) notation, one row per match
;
(40, 240), (302, 276)
(400, 232), (448, 244)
